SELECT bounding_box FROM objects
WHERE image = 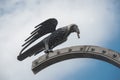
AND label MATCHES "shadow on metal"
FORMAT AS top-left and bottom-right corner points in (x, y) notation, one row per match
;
(32, 45), (120, 74)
